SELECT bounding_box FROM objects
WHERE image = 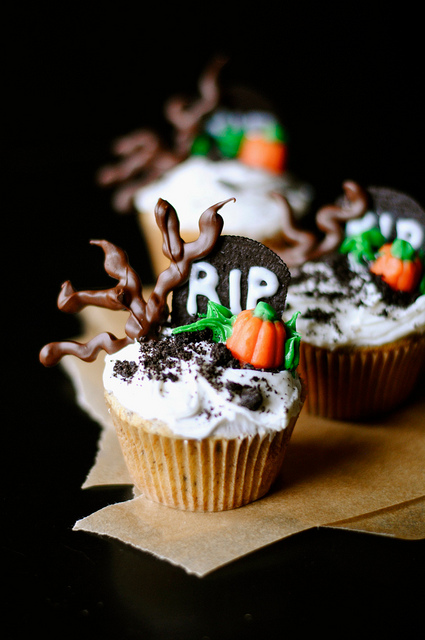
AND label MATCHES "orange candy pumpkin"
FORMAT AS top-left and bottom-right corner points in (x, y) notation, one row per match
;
(226, 304), (286, 369)
(237, 137), (287, 174)
(370, 241), (423, 293)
